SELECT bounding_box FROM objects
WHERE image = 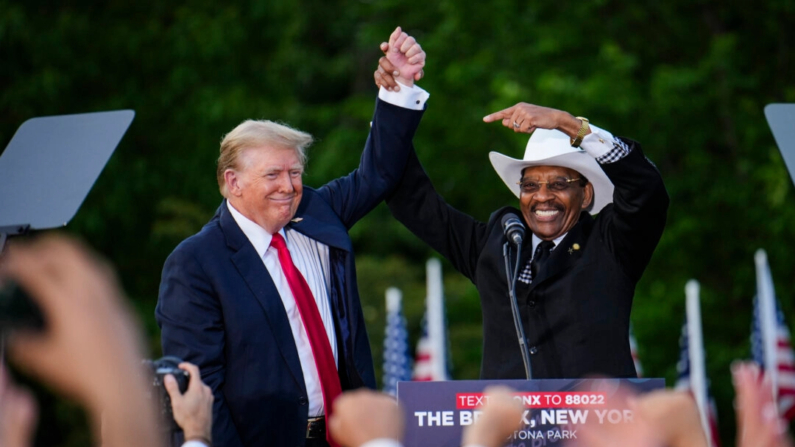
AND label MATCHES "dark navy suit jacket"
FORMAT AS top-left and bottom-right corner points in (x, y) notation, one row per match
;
(156, 98), (424, 447)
